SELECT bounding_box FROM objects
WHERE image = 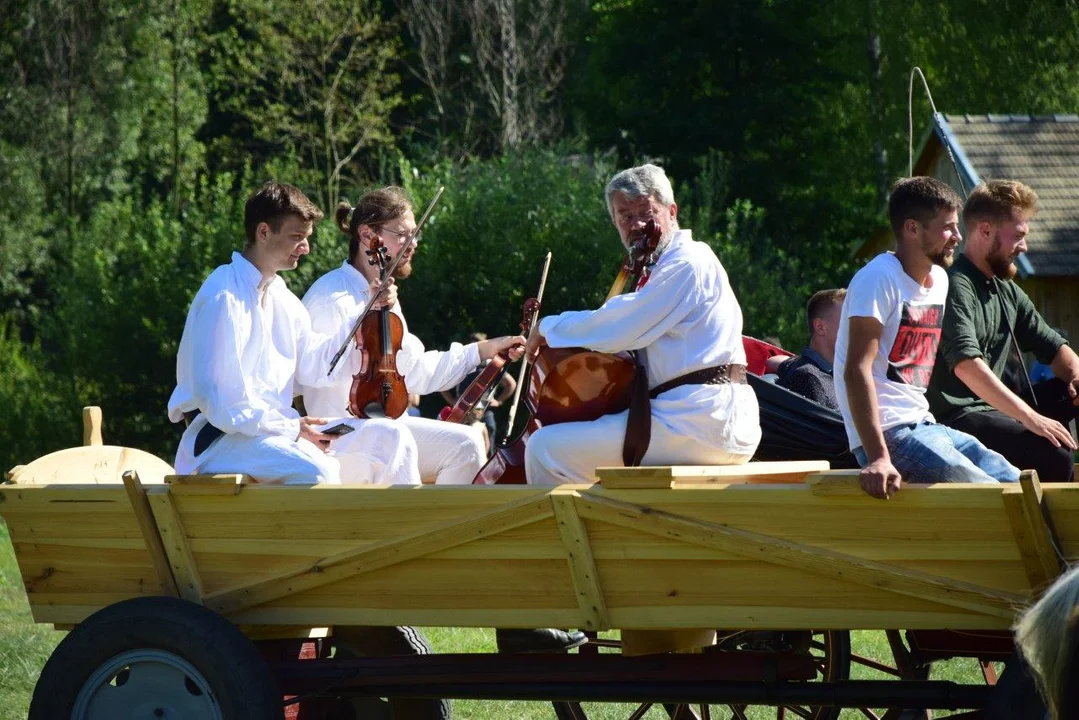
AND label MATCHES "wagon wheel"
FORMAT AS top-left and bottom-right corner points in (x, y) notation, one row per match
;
(553, 630), (851, 720)
(29, 596), (283, 720)
(845, 630), (1036, 720)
